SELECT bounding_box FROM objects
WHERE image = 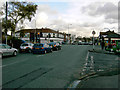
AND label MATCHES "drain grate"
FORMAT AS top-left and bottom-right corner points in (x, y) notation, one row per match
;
(2, 67), (53, 89)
